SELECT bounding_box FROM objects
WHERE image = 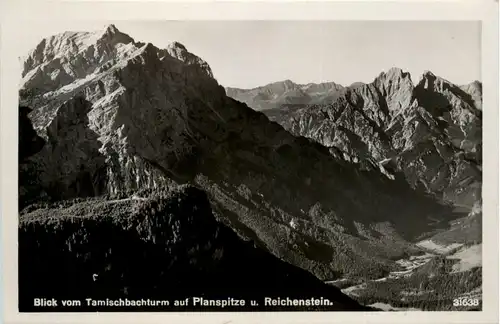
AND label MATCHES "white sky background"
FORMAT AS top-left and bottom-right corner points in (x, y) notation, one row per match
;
(16, 20), (481, 88)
